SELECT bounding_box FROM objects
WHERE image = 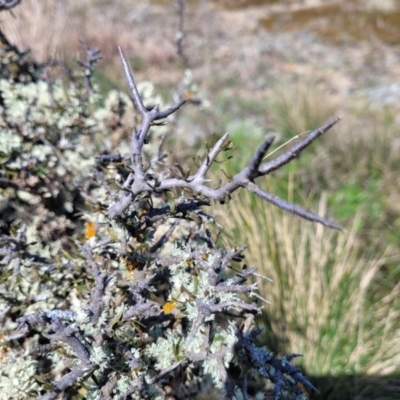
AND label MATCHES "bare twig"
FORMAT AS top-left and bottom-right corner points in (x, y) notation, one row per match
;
(76, 39), (102, 95)
(248, 135), (275, 180)
(197, 132), (229, 179)
(175, 0), (190, 69)
(79, 244), (109, 325)
(246, 182), (341, 229)
(259, 117), (340, 175)
(108, 61), (340, 229)
(113, 47), (186, 207)
(48, 318), (91, 363)
(40, 362), (96, 400)
(151, 359), (185, 383)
